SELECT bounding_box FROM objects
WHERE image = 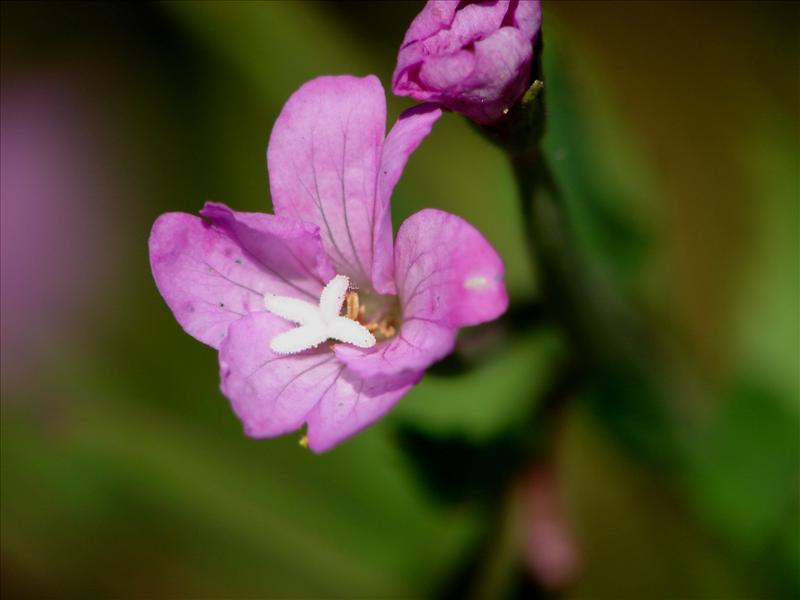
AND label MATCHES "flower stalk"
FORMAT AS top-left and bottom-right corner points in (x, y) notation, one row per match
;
(493, 52), (648, 385)
(500, 72), (686, 471)
(511, 152), (613, 363)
